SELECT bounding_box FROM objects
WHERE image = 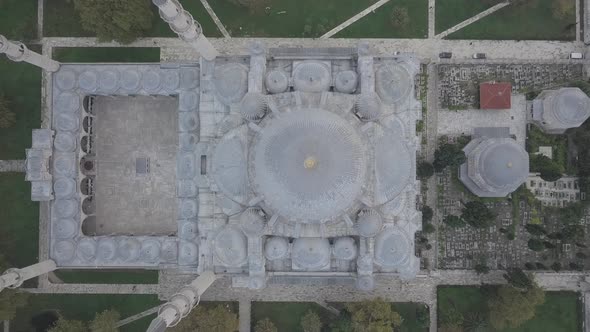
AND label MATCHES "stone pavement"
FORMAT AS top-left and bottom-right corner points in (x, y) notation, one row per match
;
(0, 160), (25, 172)
(115, 306), (159, 328)
(320, 0), (392, 39)
(199, 0), (231, 39)
(436, 2), (511, 39)
(428, 0), (435, 38)
(239, 300), (251, 332)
